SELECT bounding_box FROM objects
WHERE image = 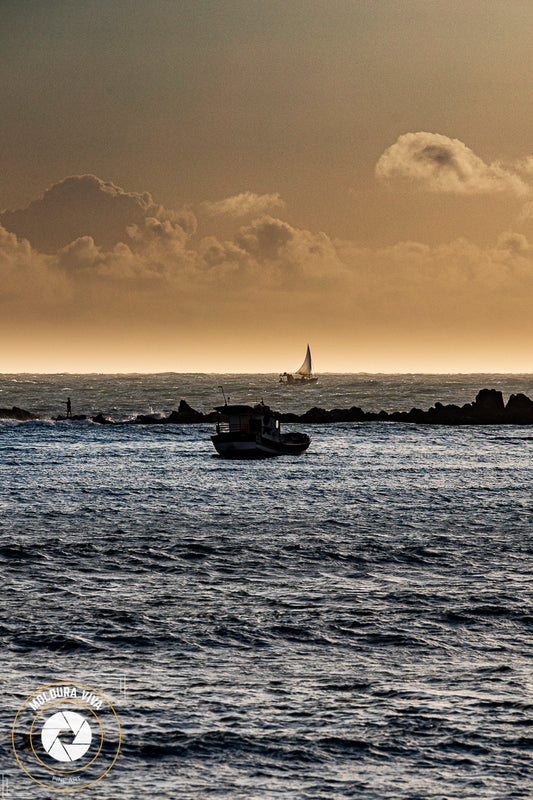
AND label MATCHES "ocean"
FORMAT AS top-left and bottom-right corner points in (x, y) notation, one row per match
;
(2, 374), (533, 798)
